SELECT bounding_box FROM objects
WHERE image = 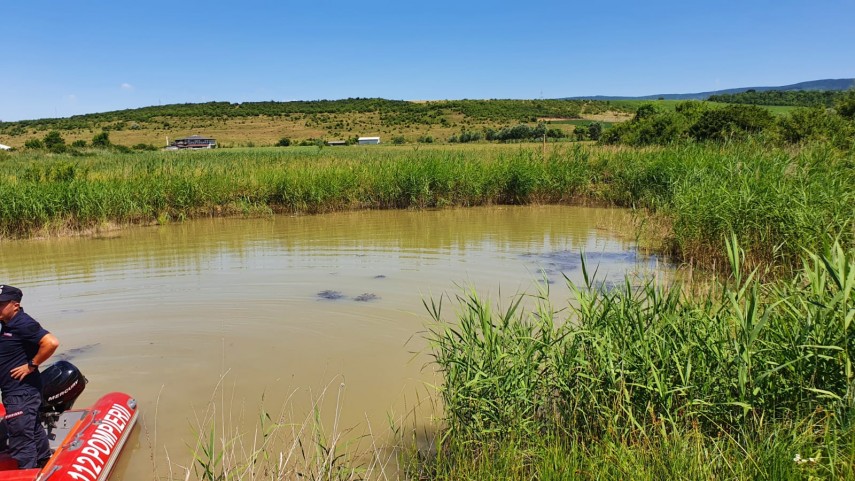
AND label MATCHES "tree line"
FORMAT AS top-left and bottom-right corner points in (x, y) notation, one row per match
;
(709, 89), (850, 107)
(602, 93), (855, 148)
(0, 98), (610, 134)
